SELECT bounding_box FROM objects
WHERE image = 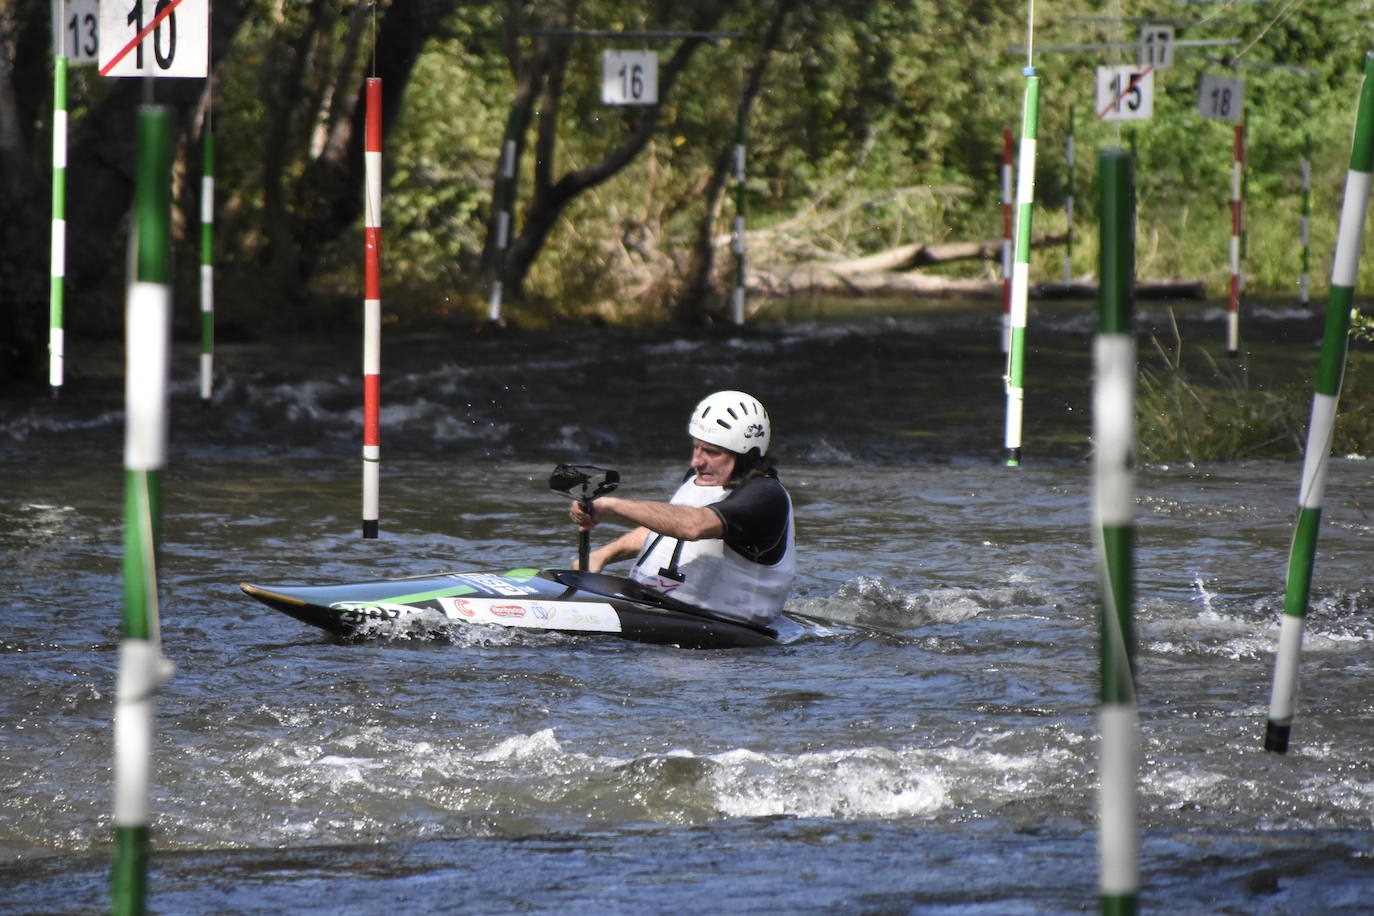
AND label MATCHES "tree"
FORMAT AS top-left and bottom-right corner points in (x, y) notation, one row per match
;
(482, 0), (738, 308)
